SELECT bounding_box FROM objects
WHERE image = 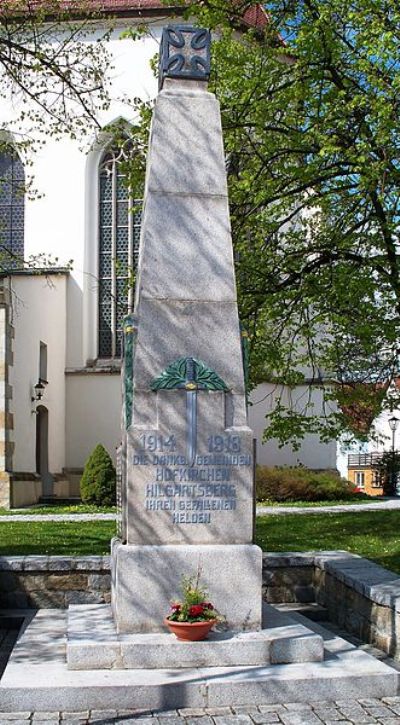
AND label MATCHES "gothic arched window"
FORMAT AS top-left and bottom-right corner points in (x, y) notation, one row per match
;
(98, 146), (141, 359)
(0, 149), (25, 265)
